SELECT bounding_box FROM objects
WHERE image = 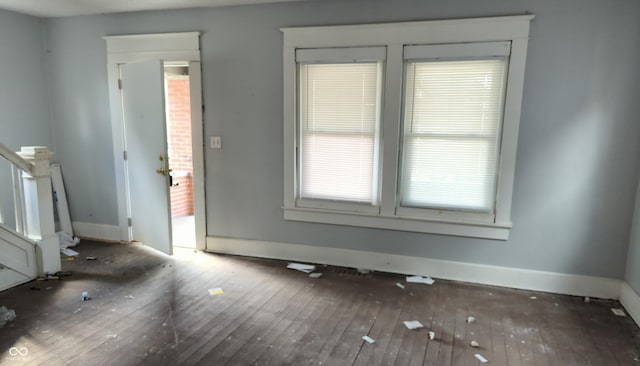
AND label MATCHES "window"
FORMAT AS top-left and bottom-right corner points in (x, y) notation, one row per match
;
(296, 47), (384, 211)
(282, 15), (534, 240)
(398, 42), (510, 223)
